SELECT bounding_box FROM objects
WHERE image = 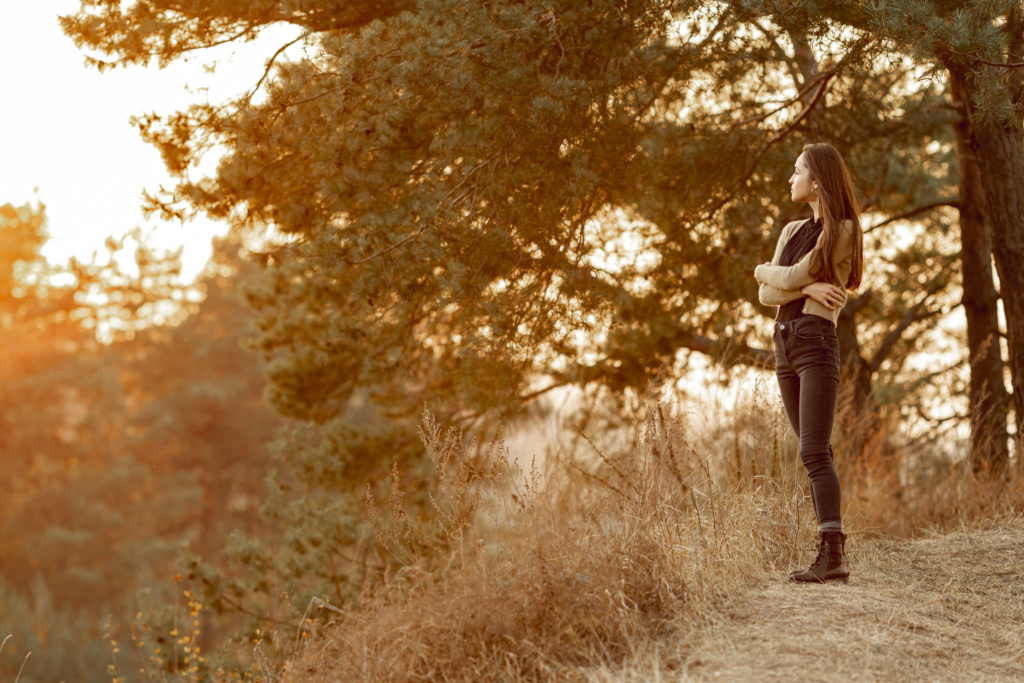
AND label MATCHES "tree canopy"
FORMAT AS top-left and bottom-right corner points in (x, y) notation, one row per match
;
(61, 0), (971, 431)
